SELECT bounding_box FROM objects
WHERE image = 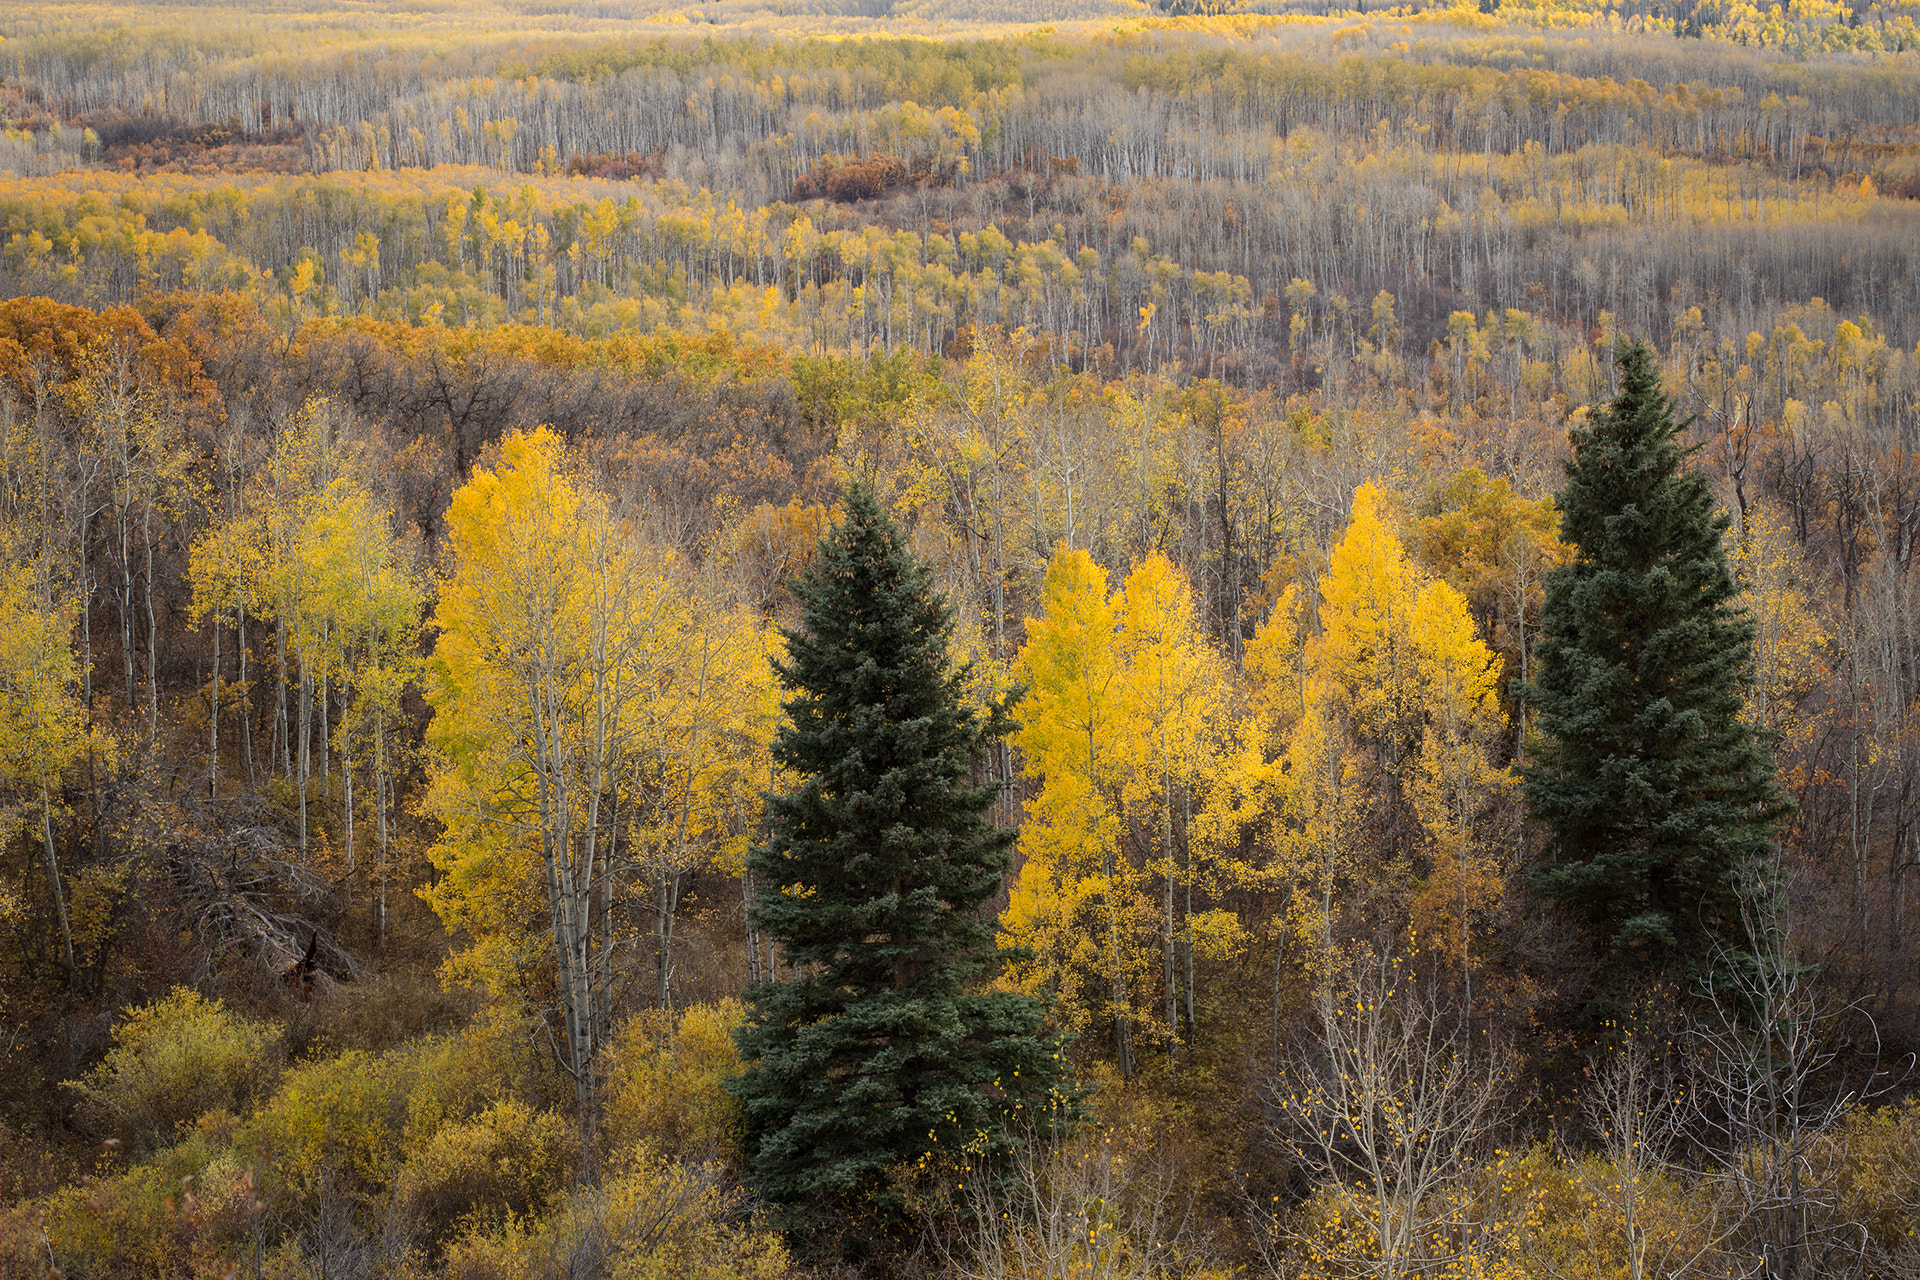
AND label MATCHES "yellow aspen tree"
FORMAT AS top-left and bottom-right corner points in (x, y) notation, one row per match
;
(1008, 547), (1234, 1069)
(0, 541), (95, 990)
(256, 399), (355, 852)
(1002, 767), (1120, 1047)
(1242, 584), (1306, 748)
(1728, 507), (1836, 931)
(187, 515), (262, 800)
(287, 483), (360, 860)
(70, 350), (191, 743)
(1315, 484), (1426, 775)
(1284, 485), (1424, 958)
(1288, 483), (1514, 966)
(1193, 584), (1303, 1065)
(915, 347), (1033, 817)
(714, 616), (785, 988)
(1283, 686), (1361, 967)
(425, 428), (776, 1136)
(1731, 507), (1828, 747)
(425, 426), (658, 1126)
(291, 477), (424, 940)
(1406, 579), (1512, 983)
(1004, 545), (1145, 1076)
(624, 594), (780, 1010)
(1412, 468), (1565, 743)
(1113, 553), (1225, 1053)
(945, 335), (1035, 681)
